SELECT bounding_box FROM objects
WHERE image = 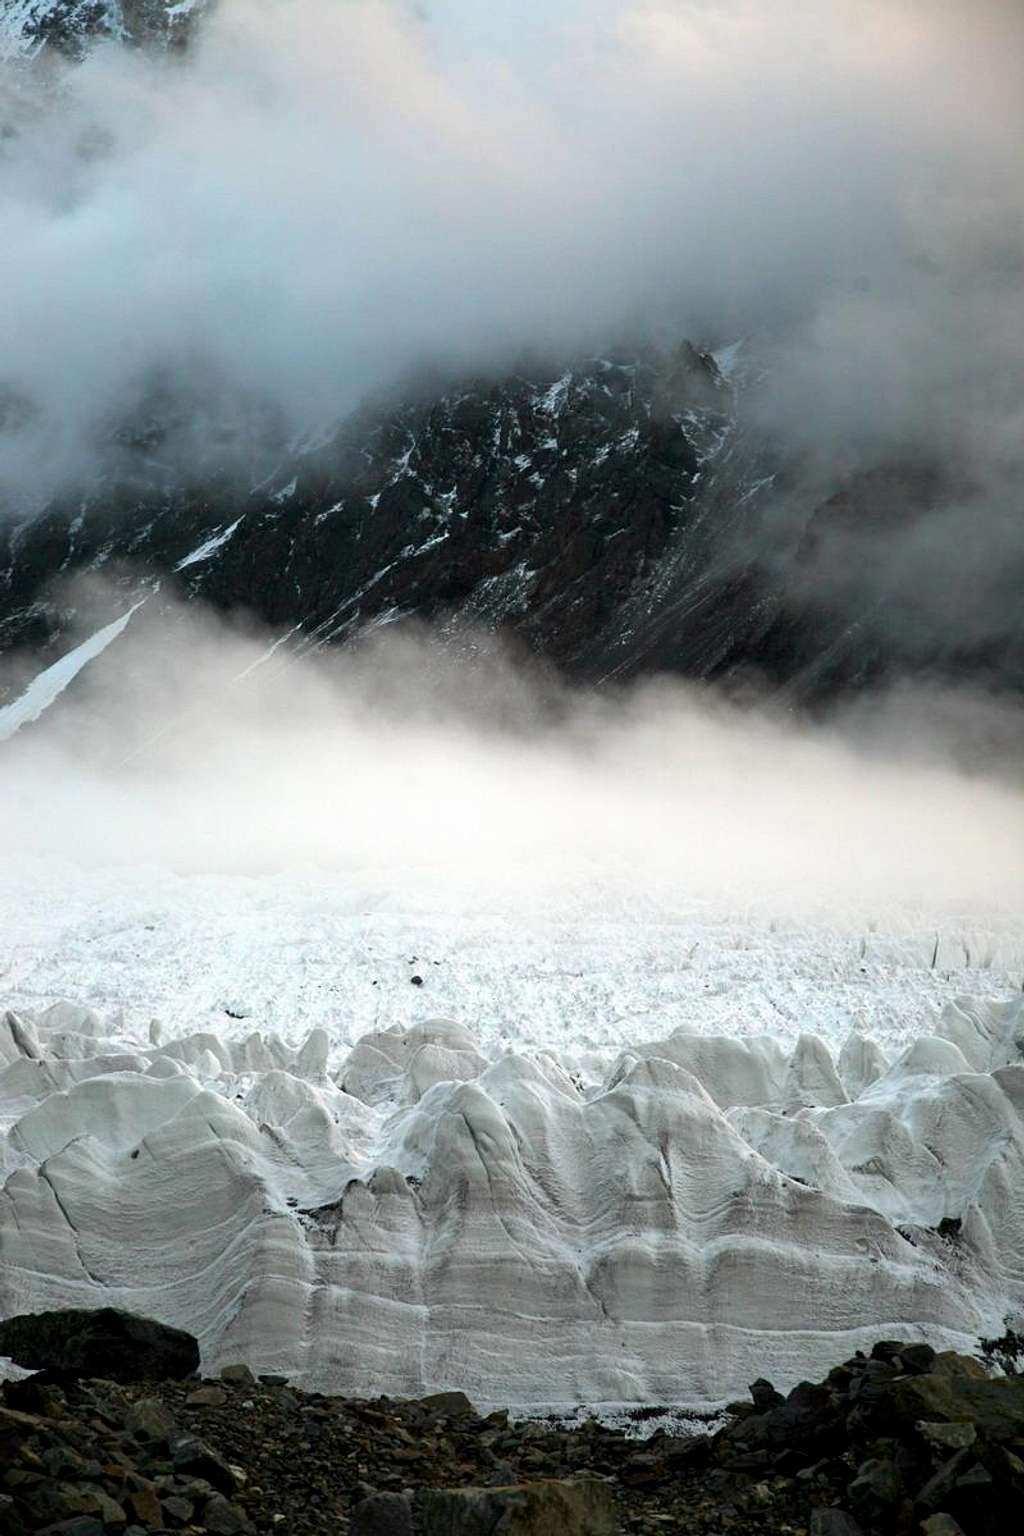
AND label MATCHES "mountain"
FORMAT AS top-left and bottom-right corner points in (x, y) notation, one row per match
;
(0, 0), (206, 59)
(0, 342), (763, 676)
(3, 9), (1022, 715)
(3, 337), (1022, 723)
